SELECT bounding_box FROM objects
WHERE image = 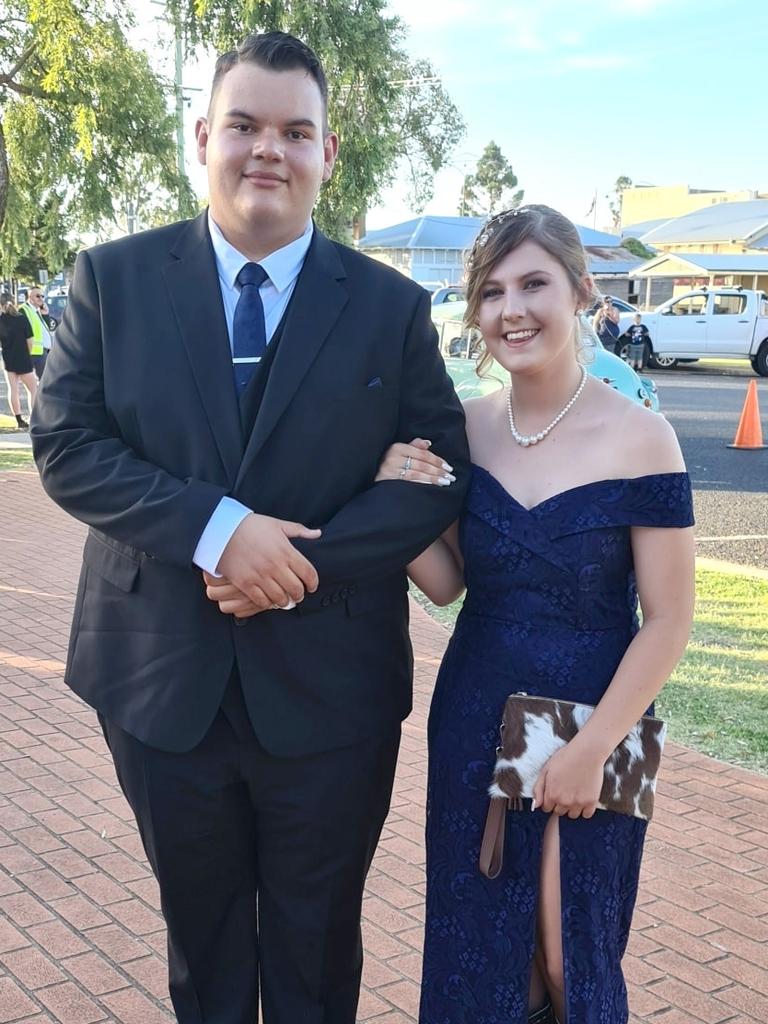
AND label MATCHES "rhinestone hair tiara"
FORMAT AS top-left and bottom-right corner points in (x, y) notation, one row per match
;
(467, 205), (532, 268)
